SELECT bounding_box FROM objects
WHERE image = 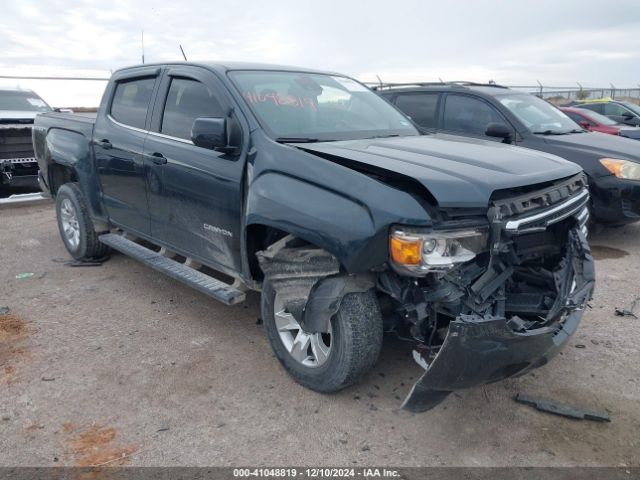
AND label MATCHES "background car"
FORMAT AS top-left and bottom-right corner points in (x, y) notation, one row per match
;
(561, 106), (640, 140)
(0, 87), (52, 193)
(377, 82), (640, 225)
(575, 98), (640, 127)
